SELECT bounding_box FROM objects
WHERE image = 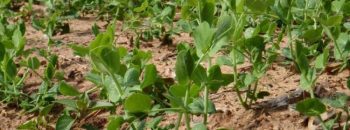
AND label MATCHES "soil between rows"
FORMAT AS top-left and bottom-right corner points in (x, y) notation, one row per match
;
(1, 15), (349, 130)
